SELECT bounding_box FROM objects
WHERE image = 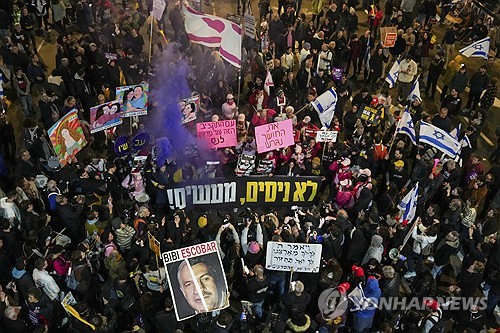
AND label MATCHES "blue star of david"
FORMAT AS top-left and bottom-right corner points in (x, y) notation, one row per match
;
(474, 44), (483, 50)
(407, 120), (413, 129)
(433, 130), (445, 140)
